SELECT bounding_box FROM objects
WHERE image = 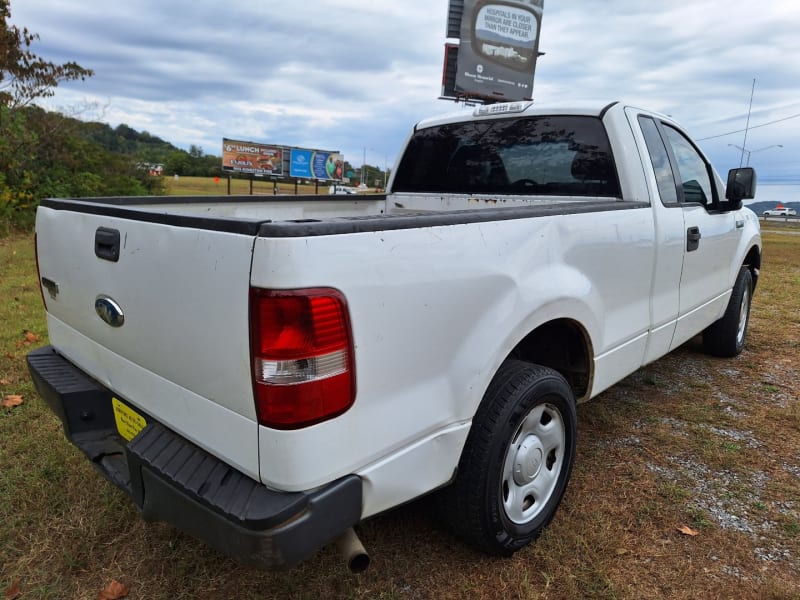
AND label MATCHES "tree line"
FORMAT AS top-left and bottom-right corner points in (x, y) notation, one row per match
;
(0, 0), (222, 231)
